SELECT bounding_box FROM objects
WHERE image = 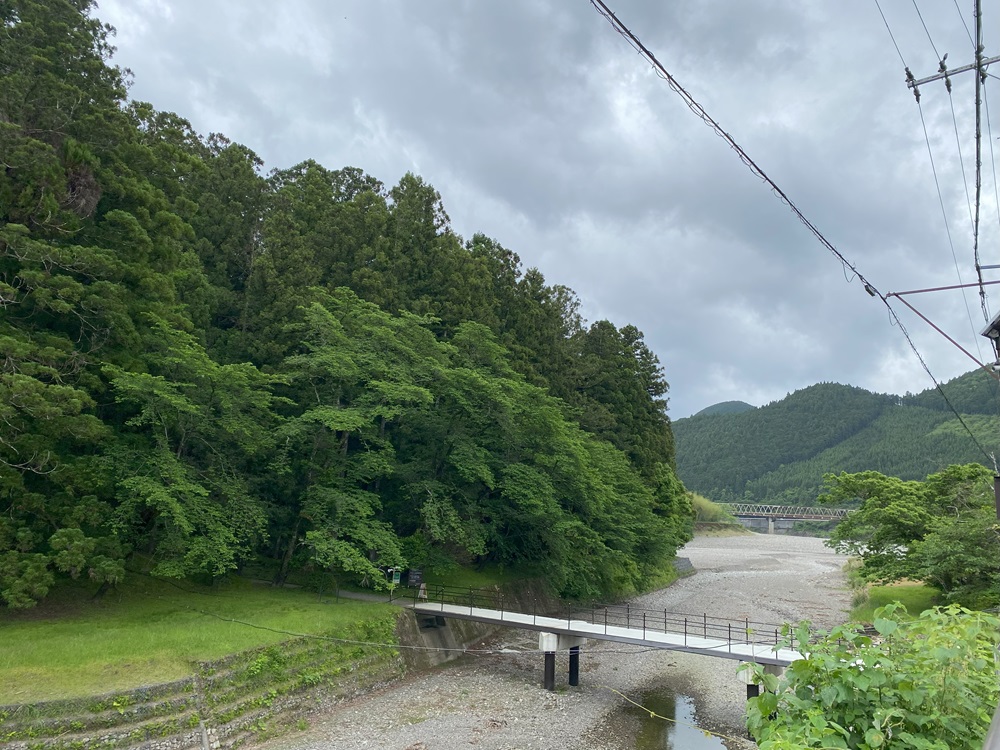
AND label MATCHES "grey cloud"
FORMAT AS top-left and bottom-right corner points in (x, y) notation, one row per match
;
(97, 0), (1000, 417)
